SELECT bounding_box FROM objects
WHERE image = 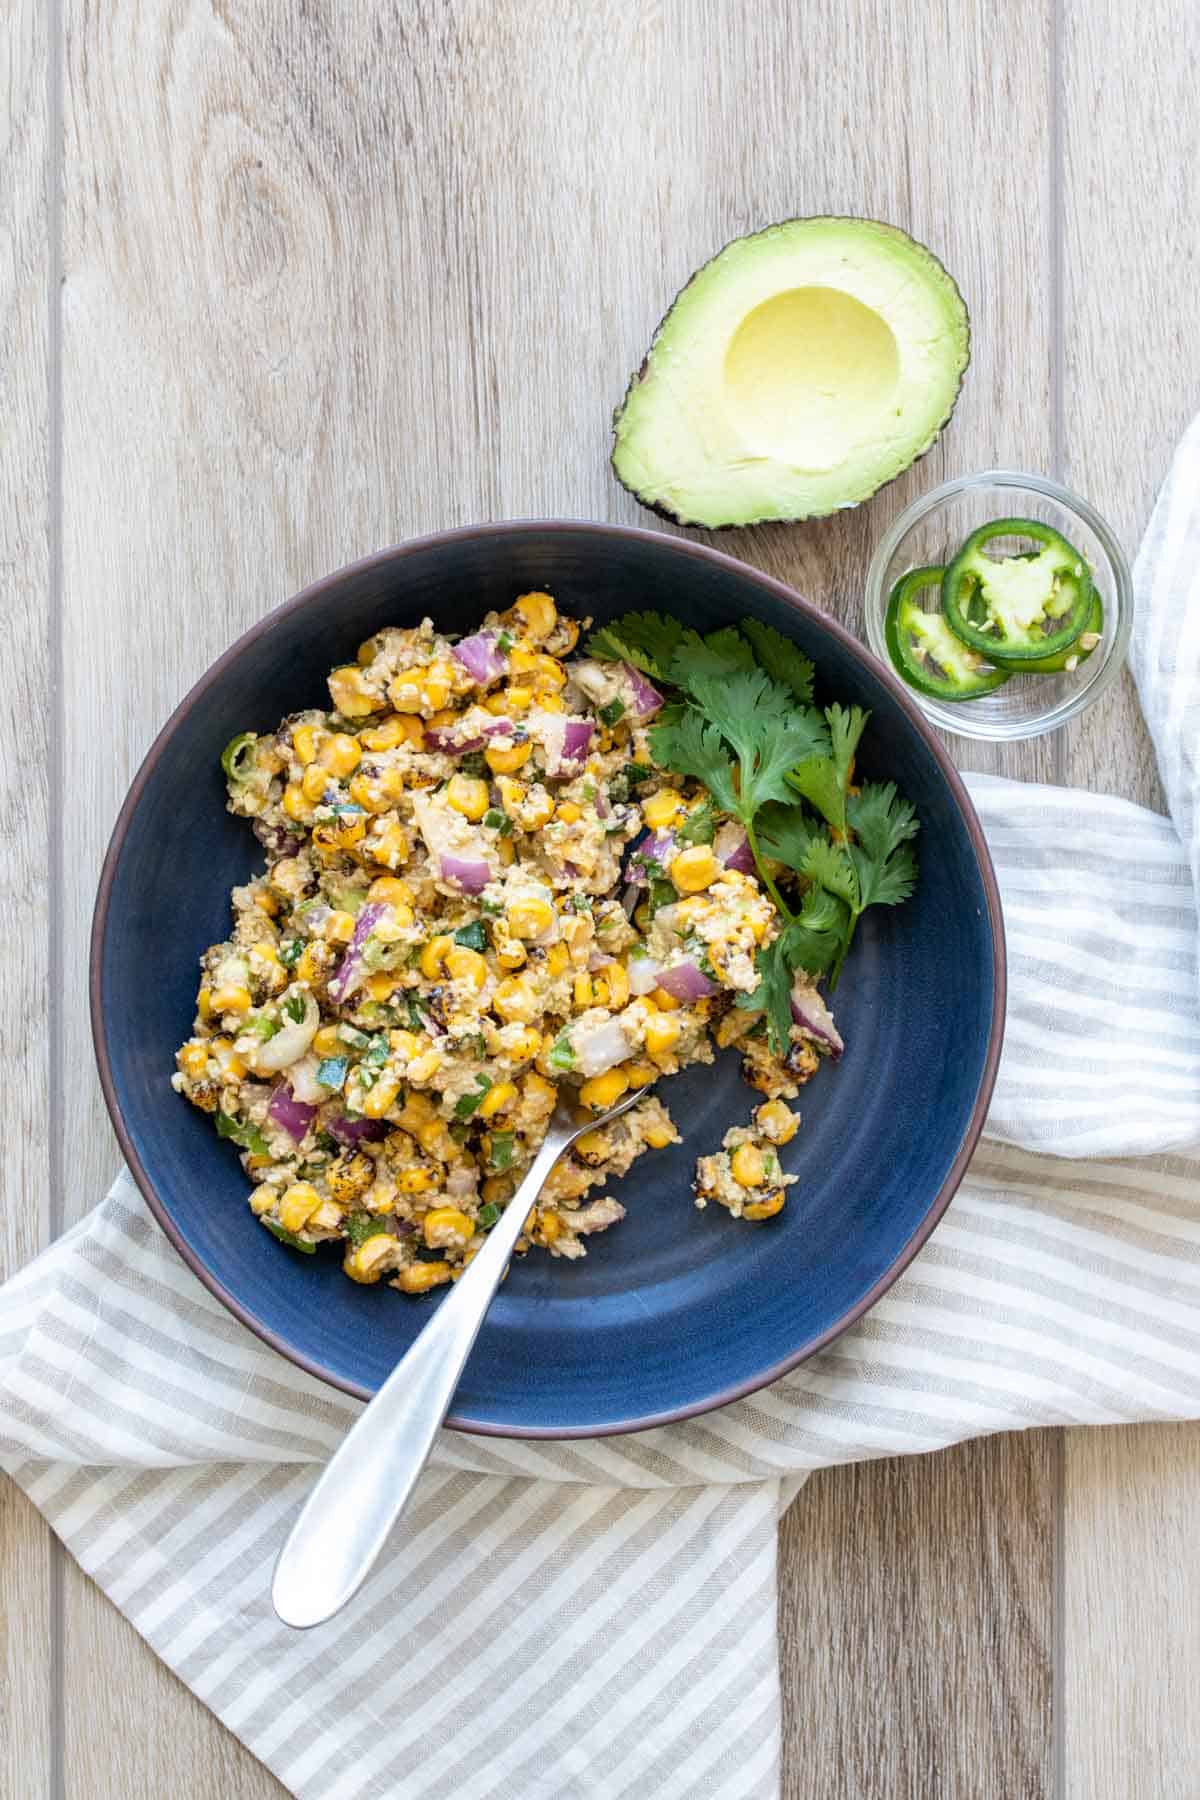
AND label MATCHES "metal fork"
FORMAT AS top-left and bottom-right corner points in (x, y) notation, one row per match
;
(271, 1088), (644, 1628)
